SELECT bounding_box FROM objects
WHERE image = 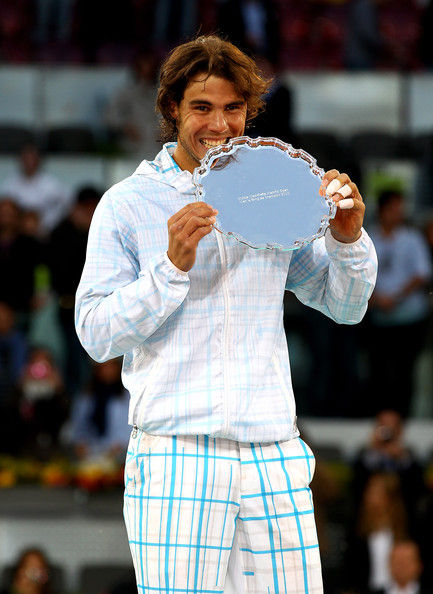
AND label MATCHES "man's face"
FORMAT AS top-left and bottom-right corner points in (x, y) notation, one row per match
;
(171, 74), (247, 172)
(390, 543), (422, 587)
